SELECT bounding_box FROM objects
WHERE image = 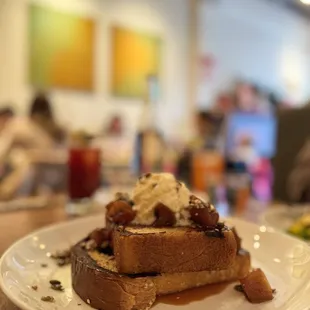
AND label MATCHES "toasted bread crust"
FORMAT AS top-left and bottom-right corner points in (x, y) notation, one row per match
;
(71, 243), (250, 310)
(71, 244), (156, 310)
(114, 227), (237, 274)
